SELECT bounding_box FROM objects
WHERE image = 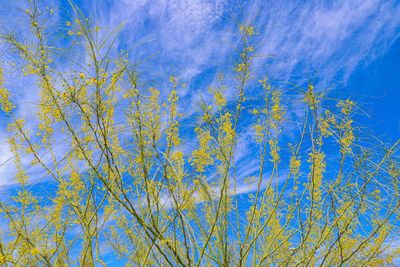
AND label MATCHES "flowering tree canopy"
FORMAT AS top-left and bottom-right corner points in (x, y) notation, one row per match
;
(0, 1), (399, 266)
